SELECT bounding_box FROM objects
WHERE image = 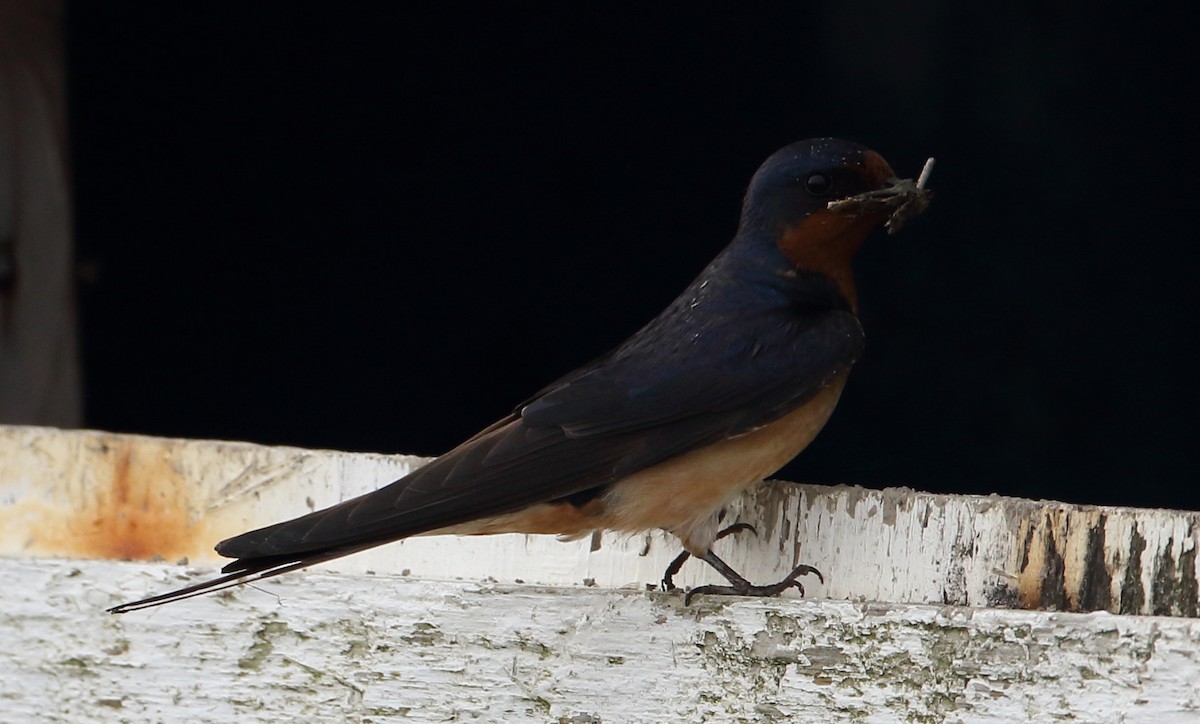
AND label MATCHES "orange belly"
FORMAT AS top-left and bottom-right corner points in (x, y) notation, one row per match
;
(436, 374), (848, 554)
